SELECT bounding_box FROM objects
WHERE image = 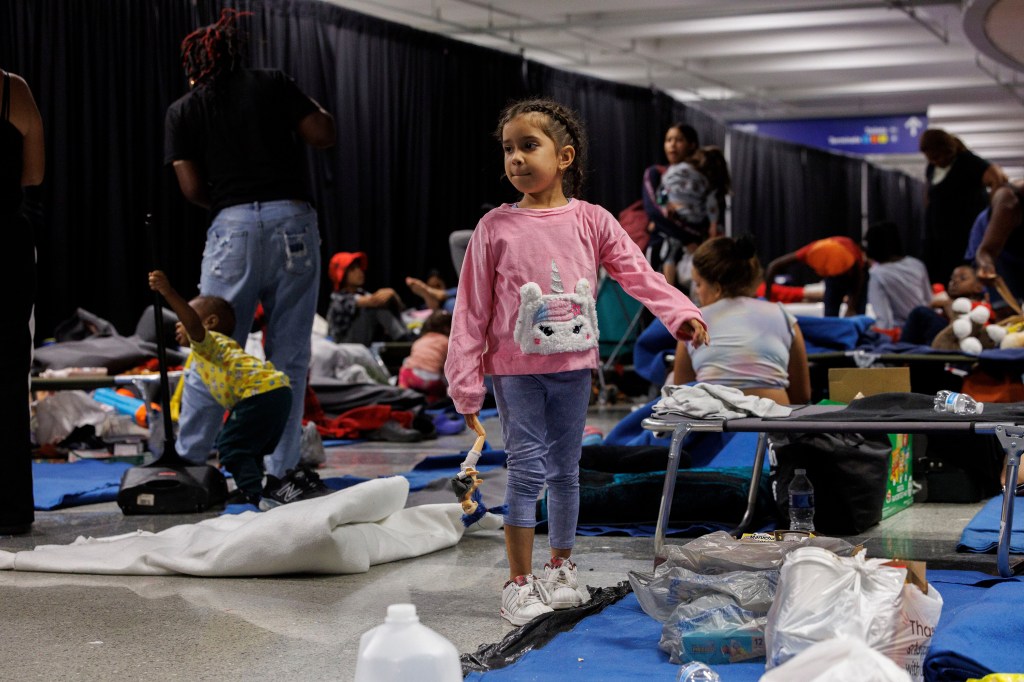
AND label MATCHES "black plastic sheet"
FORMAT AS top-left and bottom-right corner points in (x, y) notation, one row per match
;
(460, 581), (633, 675)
